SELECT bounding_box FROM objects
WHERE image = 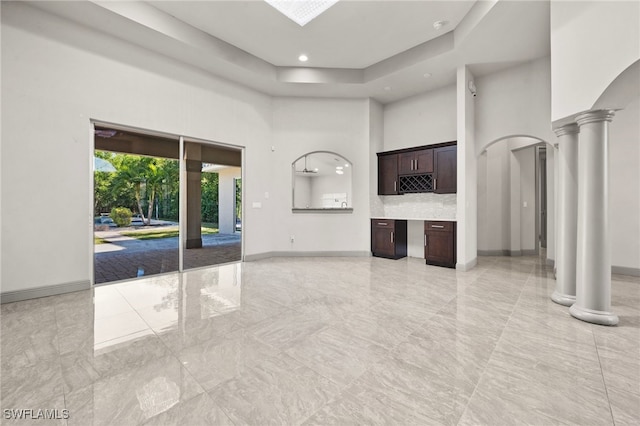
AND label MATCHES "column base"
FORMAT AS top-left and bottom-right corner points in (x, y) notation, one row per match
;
(551, 291), (575, 307)
(186, 238), (203, 249)
(569, 304), (619, 326)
